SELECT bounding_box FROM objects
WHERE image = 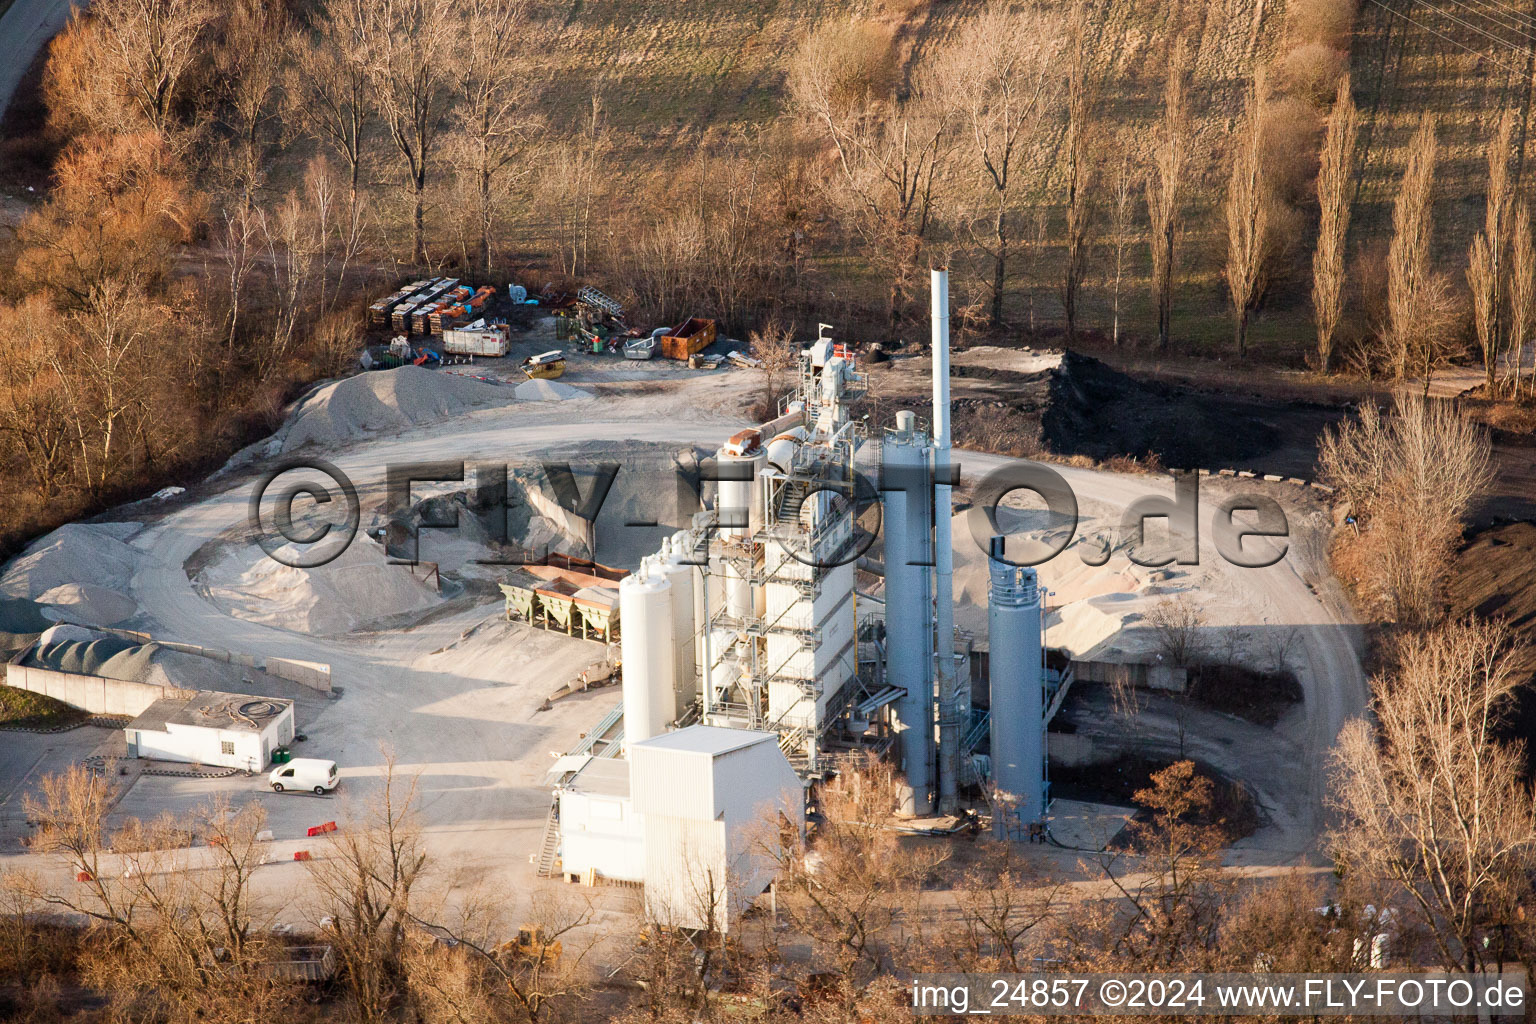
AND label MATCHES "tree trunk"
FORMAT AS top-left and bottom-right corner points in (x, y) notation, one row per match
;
(413, 175), (426, 266)
(993, 207), (1007, 326)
